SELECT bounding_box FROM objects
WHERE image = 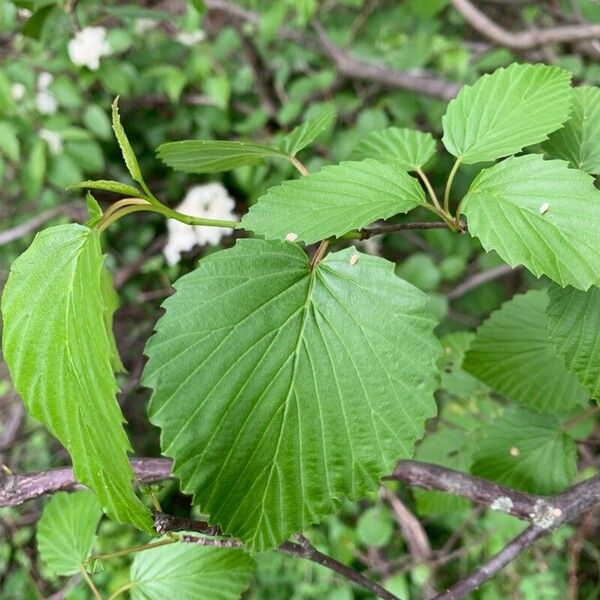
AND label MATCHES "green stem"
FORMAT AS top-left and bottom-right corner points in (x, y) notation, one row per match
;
(290, 156), (309, 176)
(87, 537), (180, 564)
(107, 581), (137, 600)
(416, 168), (442, 213)
(80, 565), (103, 600)
(96, 201), (239, 233)
(444, 158), (462, 215)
